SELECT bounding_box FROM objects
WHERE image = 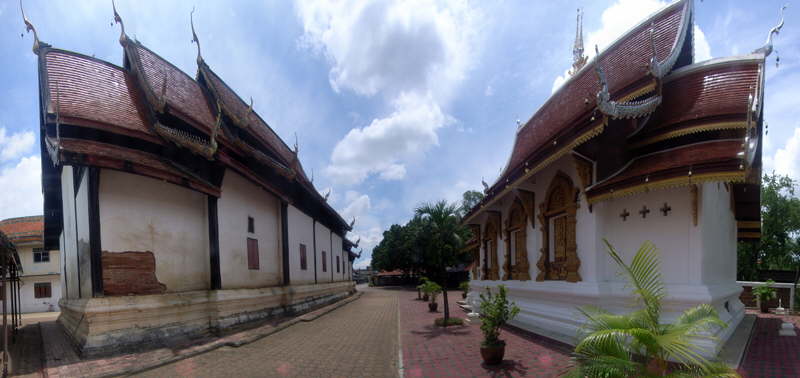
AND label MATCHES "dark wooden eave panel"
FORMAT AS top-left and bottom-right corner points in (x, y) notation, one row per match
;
(631, 59), (760, 144)
(587, 139), (744, 200)
(57, 138), (220, 197)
